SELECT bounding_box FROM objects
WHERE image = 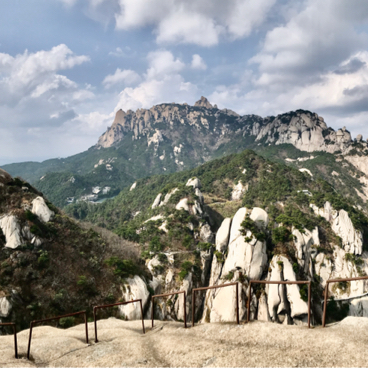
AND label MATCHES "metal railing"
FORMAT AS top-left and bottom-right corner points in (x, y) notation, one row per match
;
(151, 291), (187, 328)
(27, 310), (88, 360)
(192, 282), (239, 327)
(322, 275), (368, 327)
(247, 280), (311, 328)
(0, 322), (18, 359)
(93, 299), (145, 342)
